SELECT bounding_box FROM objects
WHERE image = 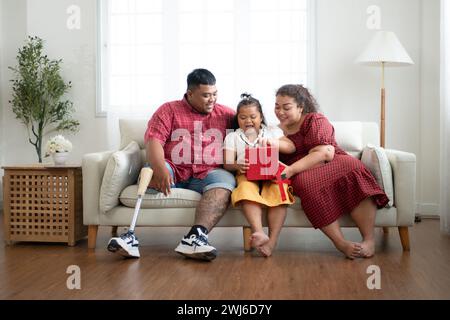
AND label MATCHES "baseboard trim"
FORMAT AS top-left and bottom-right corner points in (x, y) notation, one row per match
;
(419, 215), (440, 219)
(415, 203), (439, 216)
